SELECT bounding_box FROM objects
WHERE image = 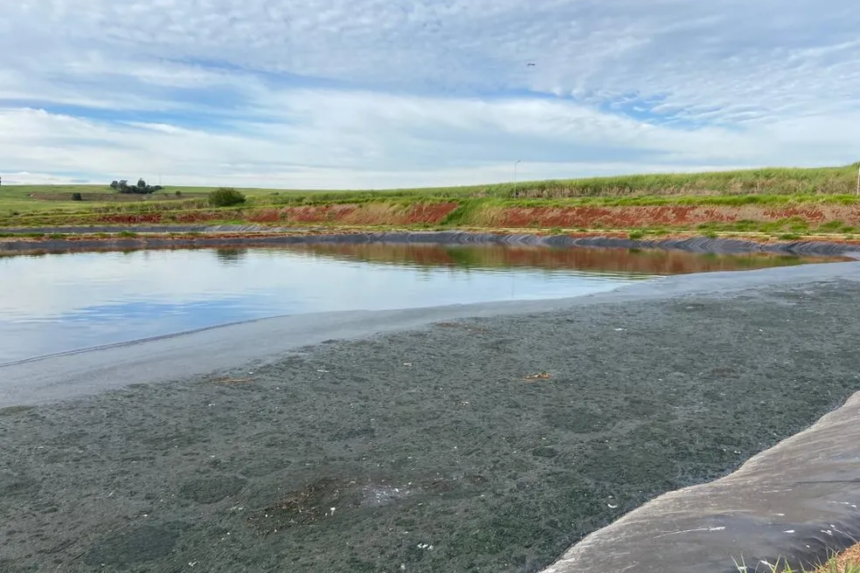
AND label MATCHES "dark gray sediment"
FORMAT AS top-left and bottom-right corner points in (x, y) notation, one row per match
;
(0, 227), (858, 257)
(2, 263), (860, 572)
